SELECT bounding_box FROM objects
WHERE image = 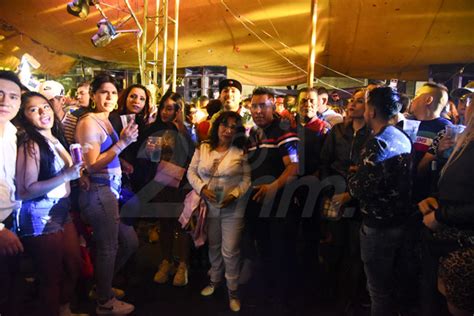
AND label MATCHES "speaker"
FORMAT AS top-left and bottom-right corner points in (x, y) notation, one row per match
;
(184, 66), (226, 102)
